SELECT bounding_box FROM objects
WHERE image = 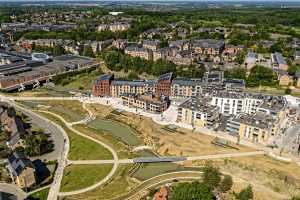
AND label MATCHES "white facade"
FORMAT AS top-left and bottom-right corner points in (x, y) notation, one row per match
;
(211, 96), (262, 116)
